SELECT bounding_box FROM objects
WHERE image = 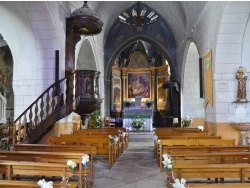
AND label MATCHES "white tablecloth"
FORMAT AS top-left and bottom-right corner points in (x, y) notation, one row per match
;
(123, 118), (153, 131)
